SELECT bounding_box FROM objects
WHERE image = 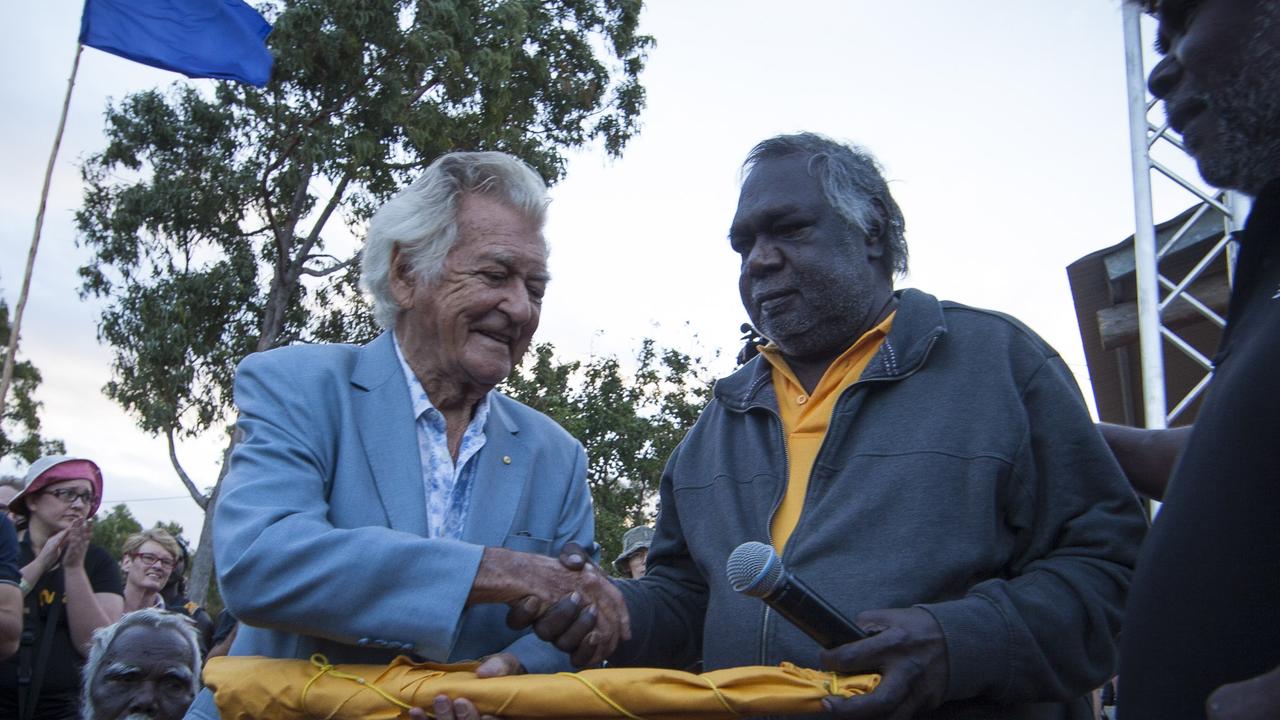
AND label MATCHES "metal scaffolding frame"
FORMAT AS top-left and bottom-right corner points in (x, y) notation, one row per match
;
(1121, 5), (1250, 432)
